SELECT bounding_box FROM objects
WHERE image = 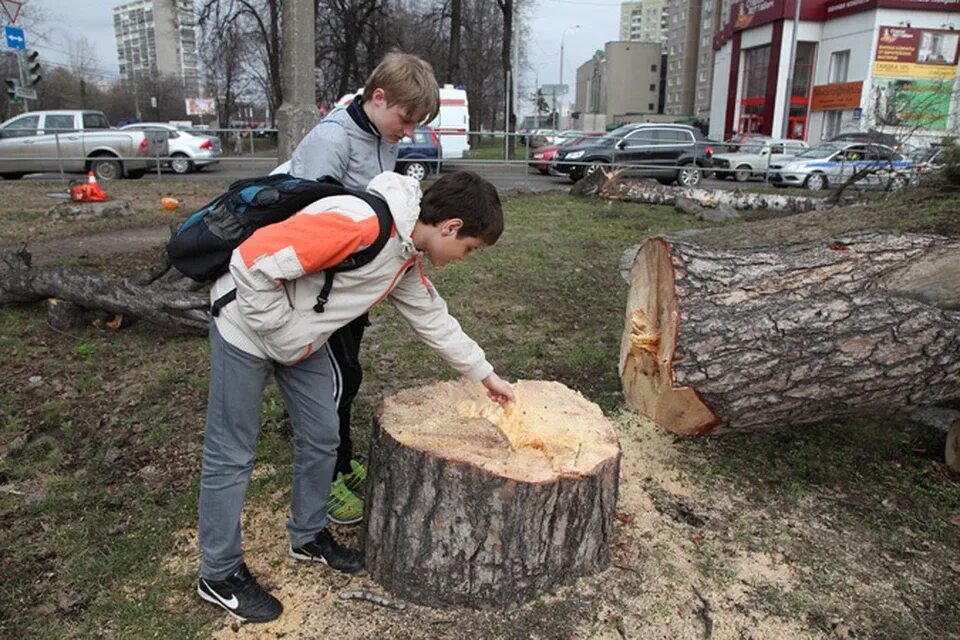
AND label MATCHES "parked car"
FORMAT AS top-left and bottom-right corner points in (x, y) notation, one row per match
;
(552, 123), (715, 187)
(0, 110), (168, 180)
(395, 126), (441, 181)
(830, 130), (900, 149)
(527, 128), (559, 149)
(120, 122), (221, 174)
(527, 131), (603, 174)
(767, 142), (915, 191)
(712, 138), (808, 182)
